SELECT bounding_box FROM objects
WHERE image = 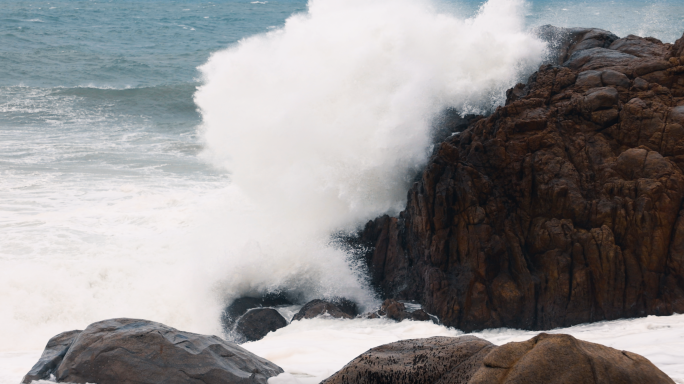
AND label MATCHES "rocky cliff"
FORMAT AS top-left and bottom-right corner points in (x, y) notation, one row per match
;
(360, 27), (684, 331)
